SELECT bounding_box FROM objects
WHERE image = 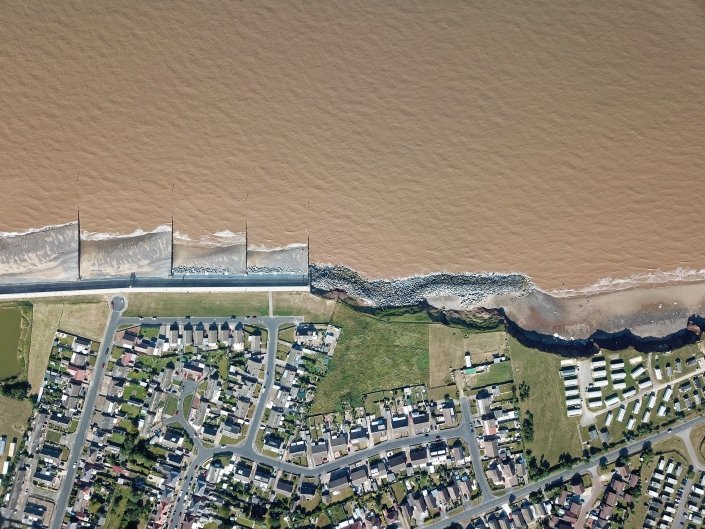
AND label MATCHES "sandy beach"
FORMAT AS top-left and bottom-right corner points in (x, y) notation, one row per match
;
(247, 245), (308, 274)
(485, 281), (705, 340)
(0, 223), (78, 282)
(173, 232), (246, 274)
(79, 228), (172, 279)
